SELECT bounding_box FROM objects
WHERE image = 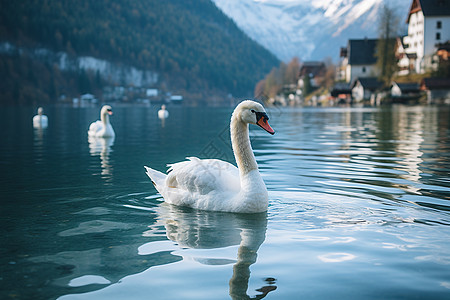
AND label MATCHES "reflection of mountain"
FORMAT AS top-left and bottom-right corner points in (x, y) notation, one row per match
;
(88, 136), (114, 179)
(152, 205), (277, 299)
